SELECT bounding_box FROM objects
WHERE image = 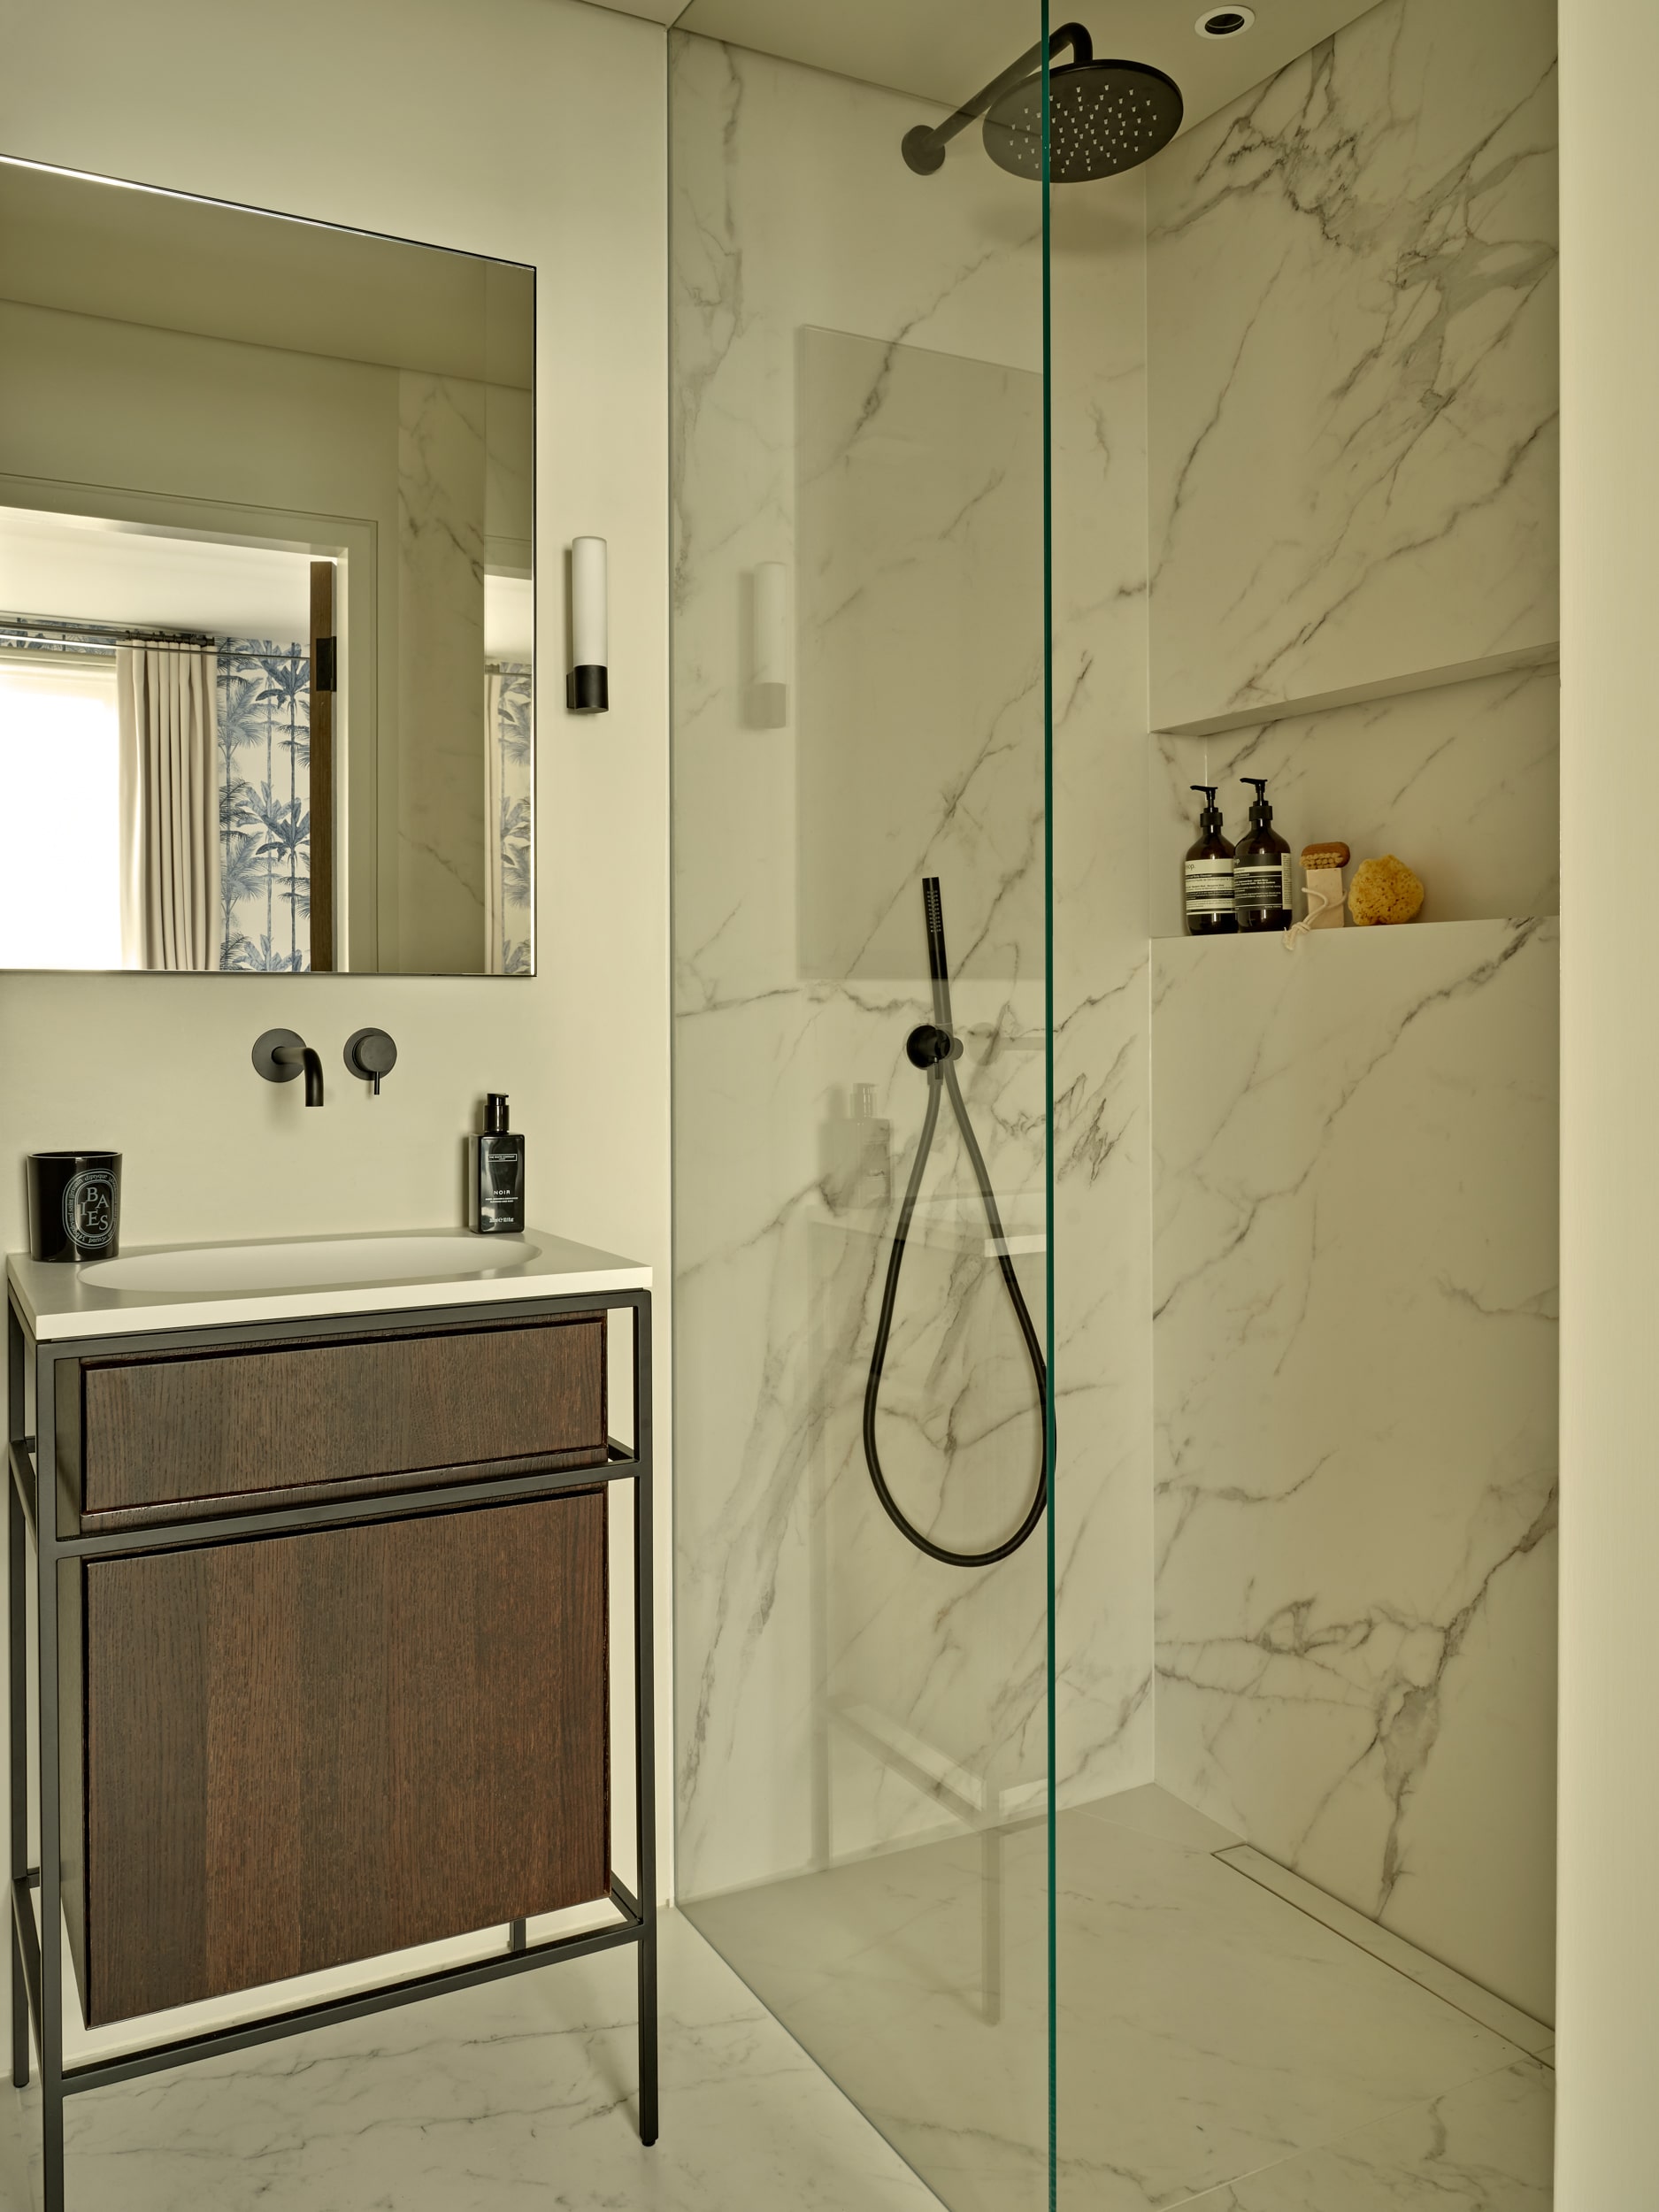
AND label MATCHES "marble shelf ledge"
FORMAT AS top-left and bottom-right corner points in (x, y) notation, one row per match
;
(1152, 915), (1554, 948)
(1153, 641), (1559, 741)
